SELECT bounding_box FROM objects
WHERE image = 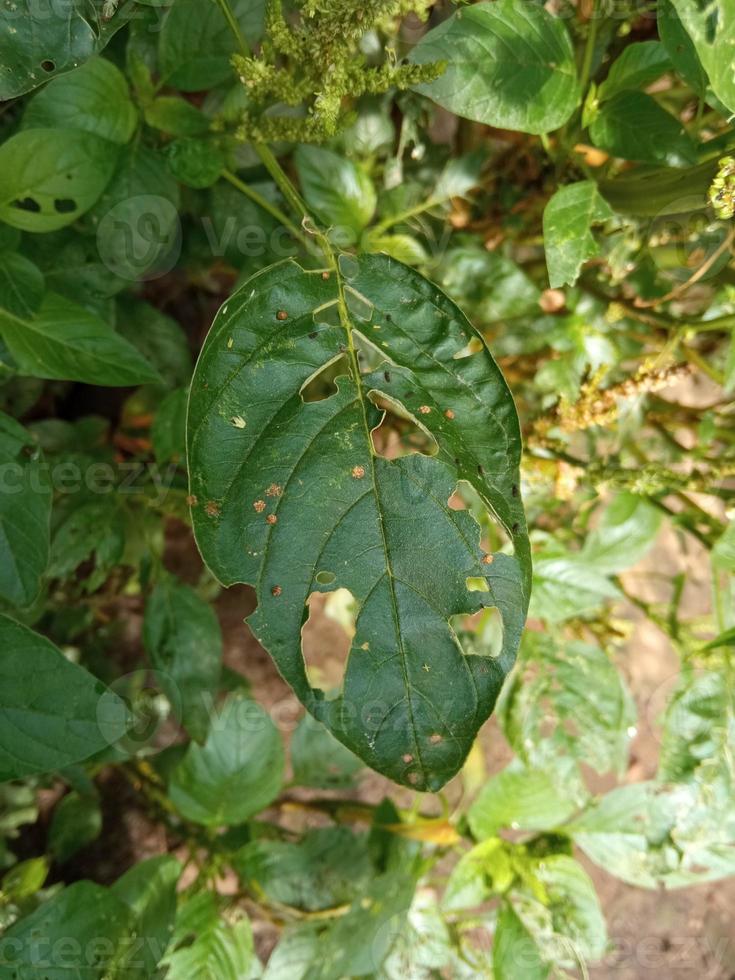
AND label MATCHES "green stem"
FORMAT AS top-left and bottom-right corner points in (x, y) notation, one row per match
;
(221, 169), (312, 251)
(214, 0), (250, 57)
(578, 0), (601, 94)
(372, 197), (443, 236)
